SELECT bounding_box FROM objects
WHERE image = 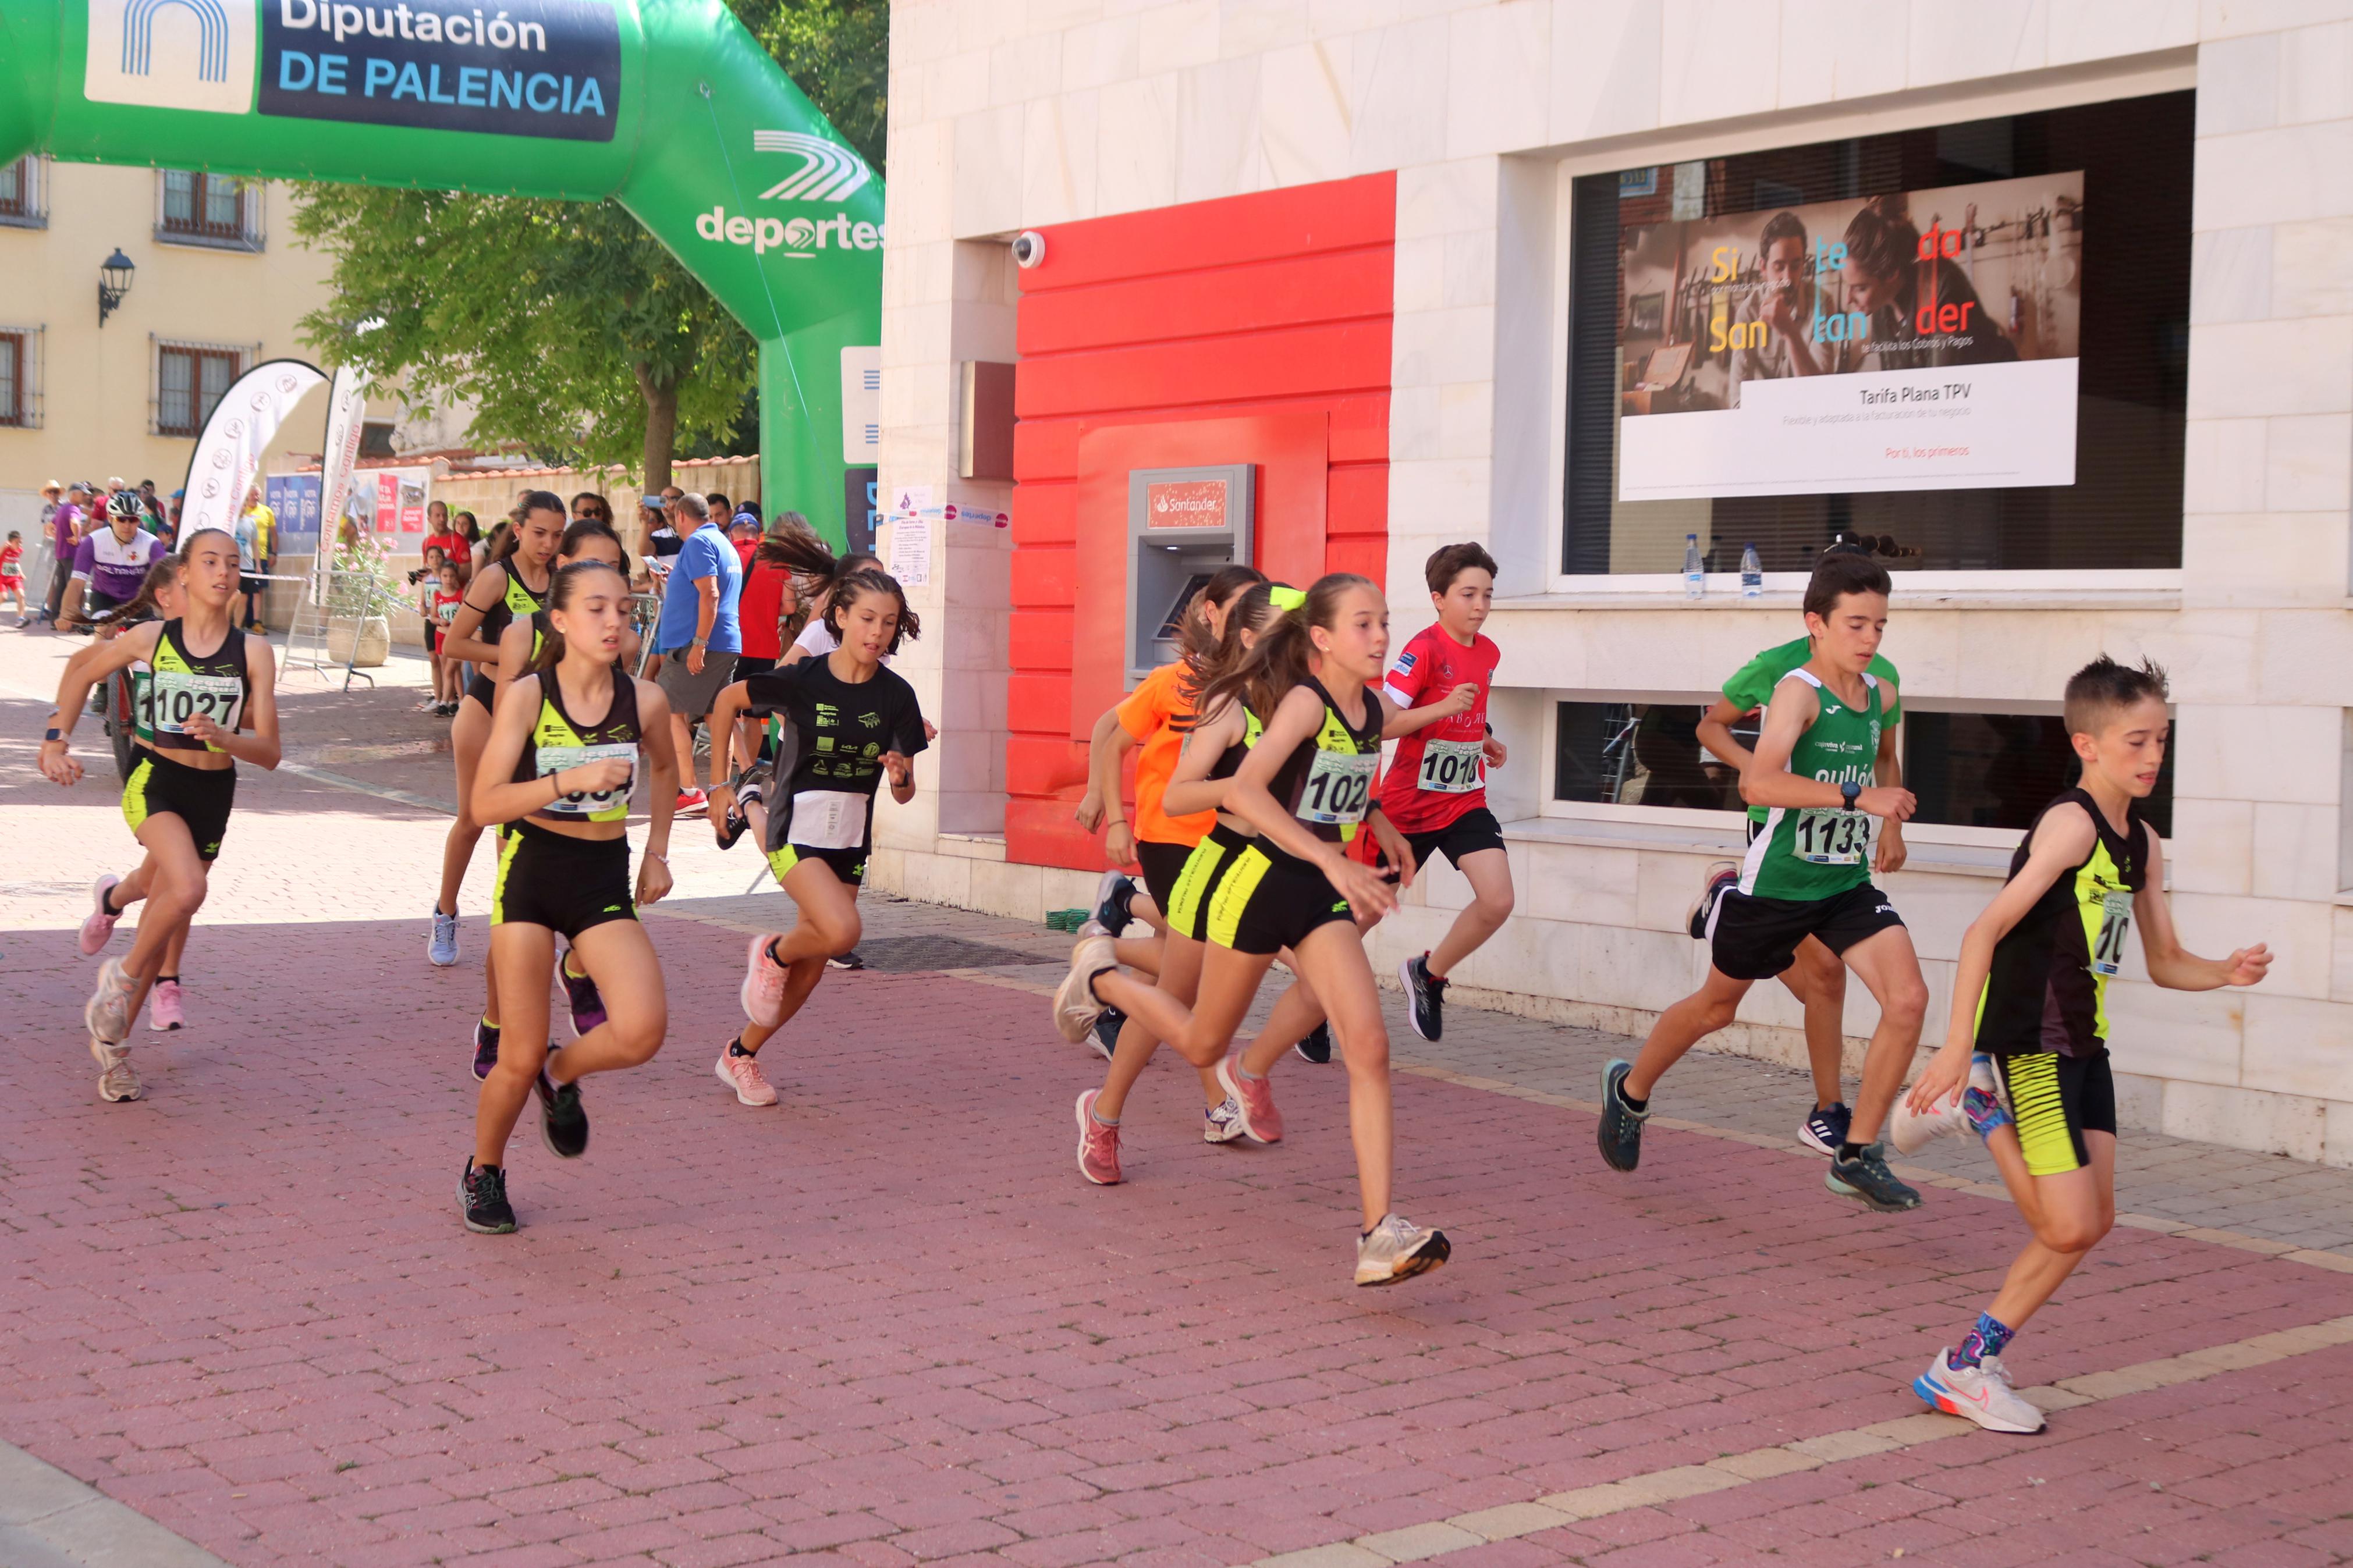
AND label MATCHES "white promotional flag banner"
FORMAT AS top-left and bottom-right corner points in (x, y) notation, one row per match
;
(315, 365), (368, 586)
(179, 358), (329, 540)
